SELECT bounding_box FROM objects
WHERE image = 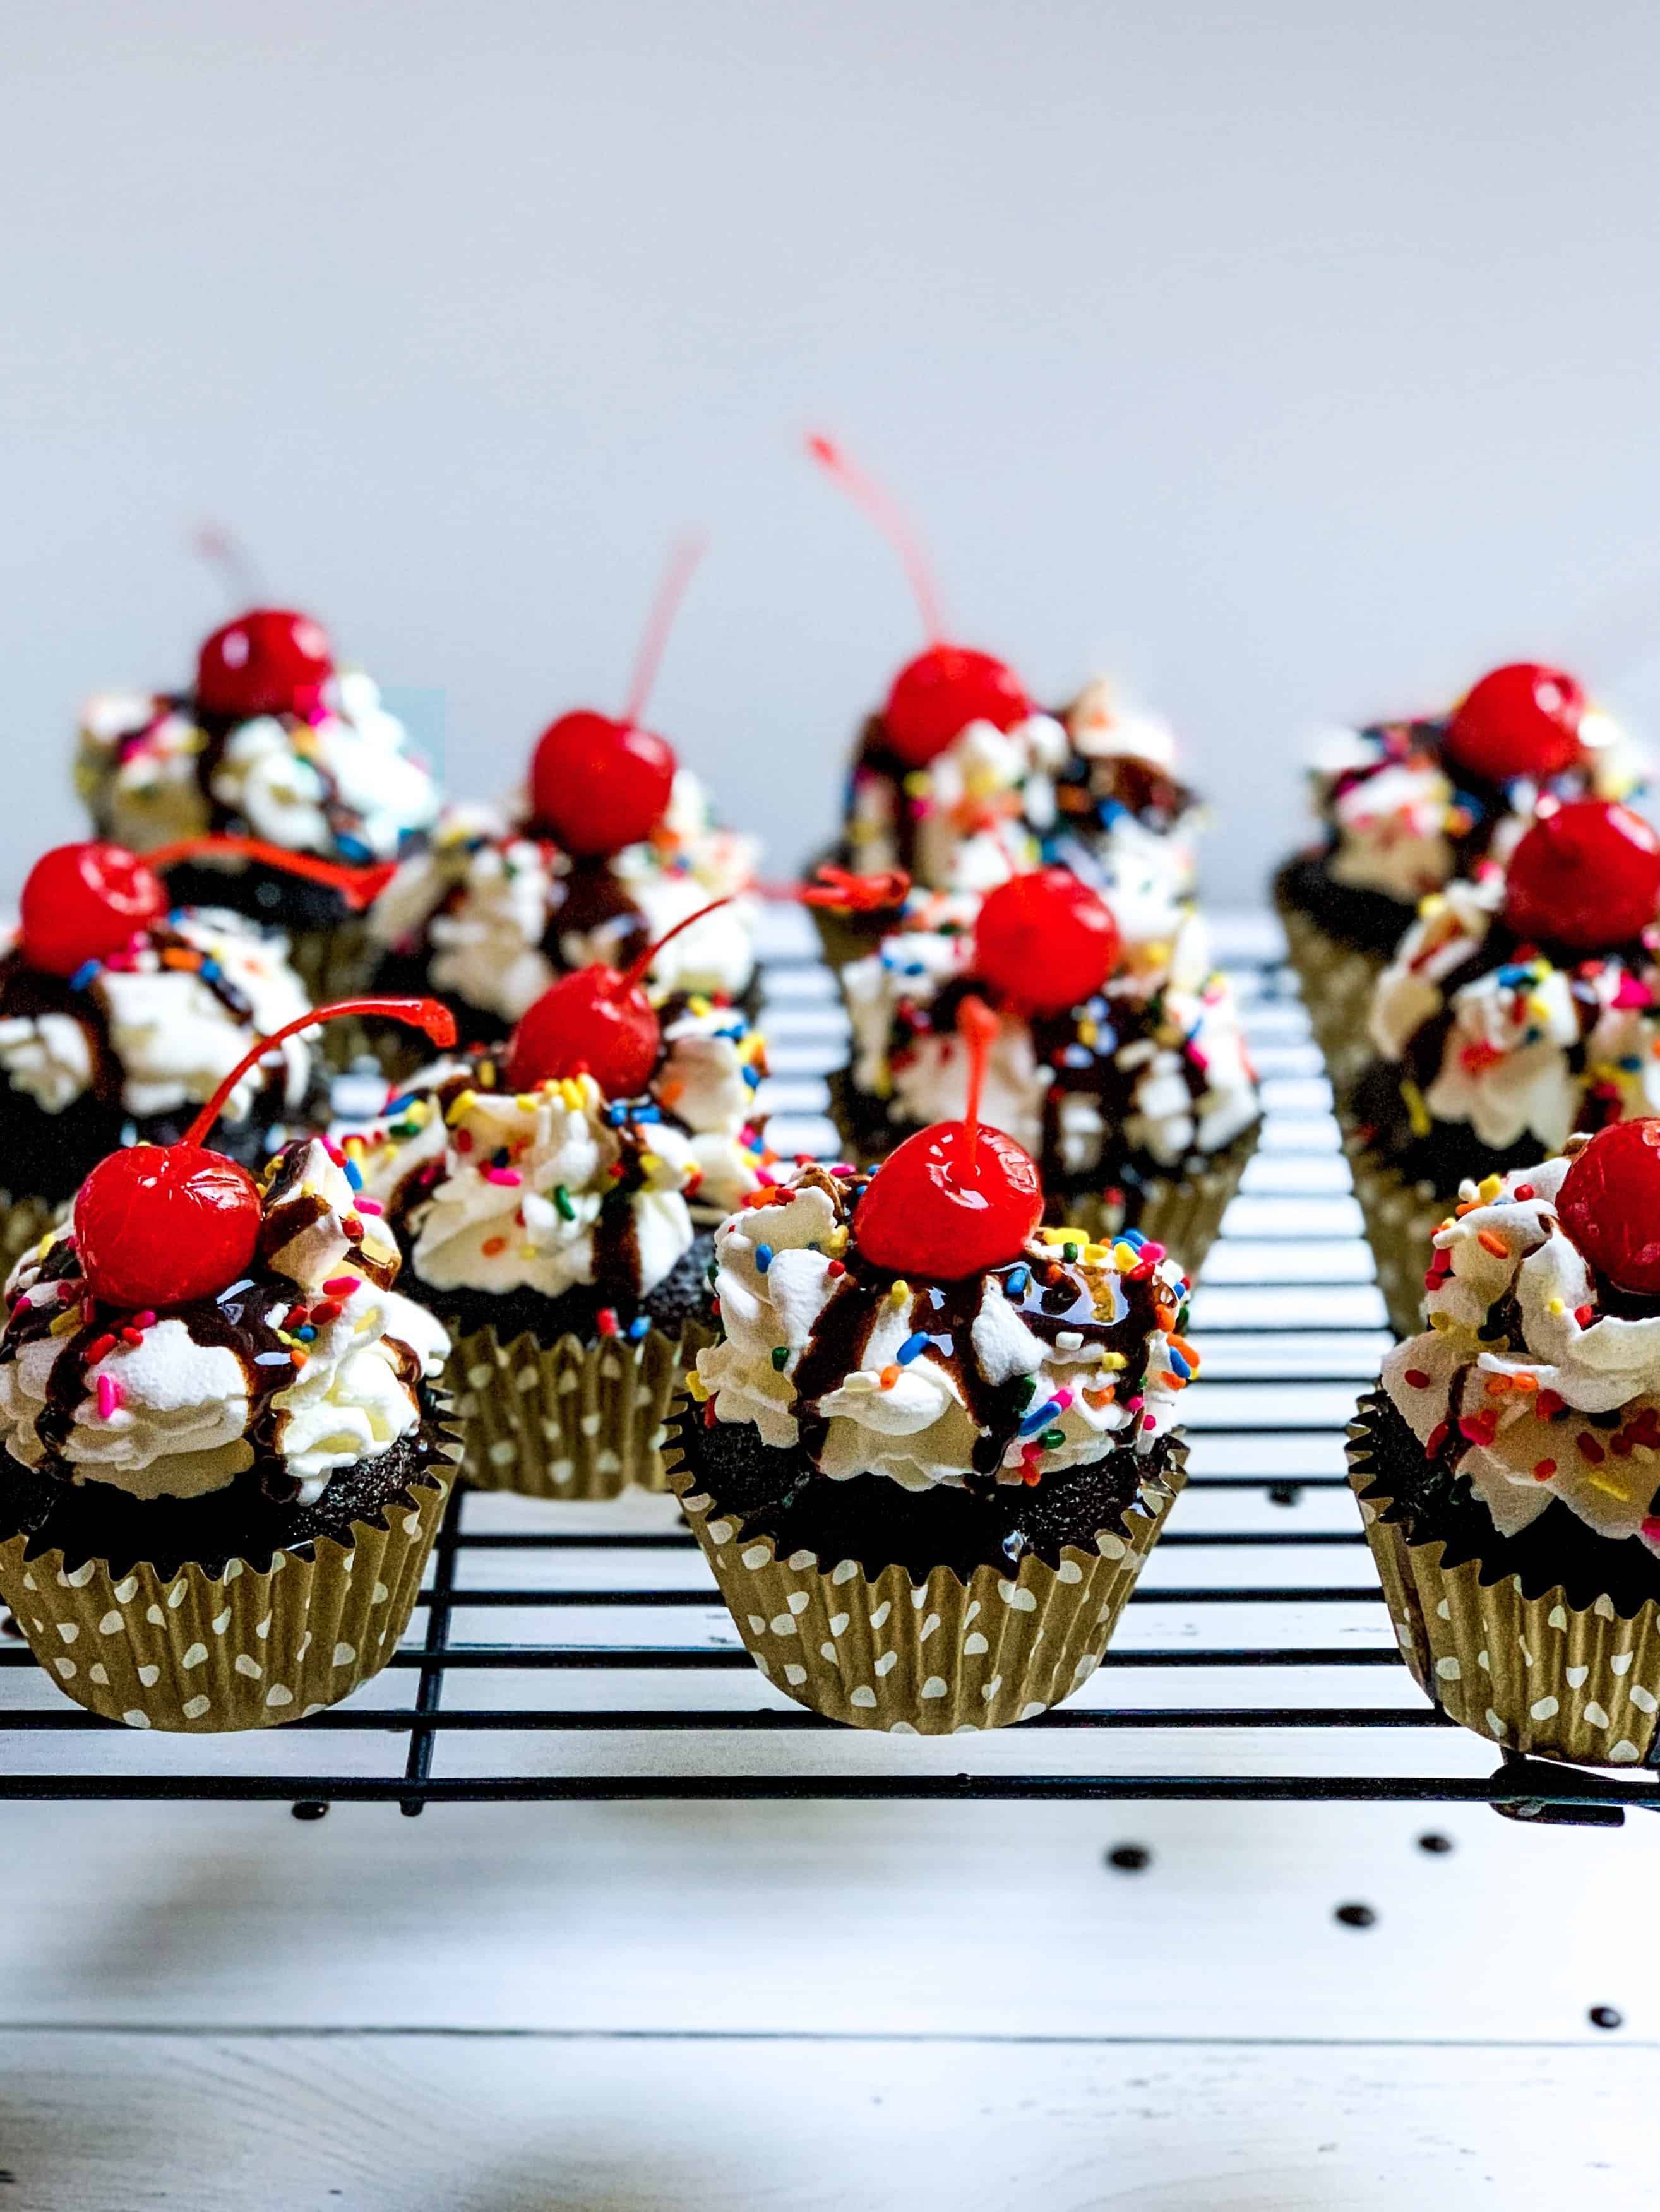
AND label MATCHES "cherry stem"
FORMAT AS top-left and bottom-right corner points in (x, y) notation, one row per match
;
(957, 994), (999, 1172)
(182, 997), (457, 1148)
(806, 432), (944, 645)
(143, 835), (399, 912)
(611, 869), (914, 997)
(618, 896), (737, 995)
(623, 533), (708, 729)
(191, 522), (265, 607)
